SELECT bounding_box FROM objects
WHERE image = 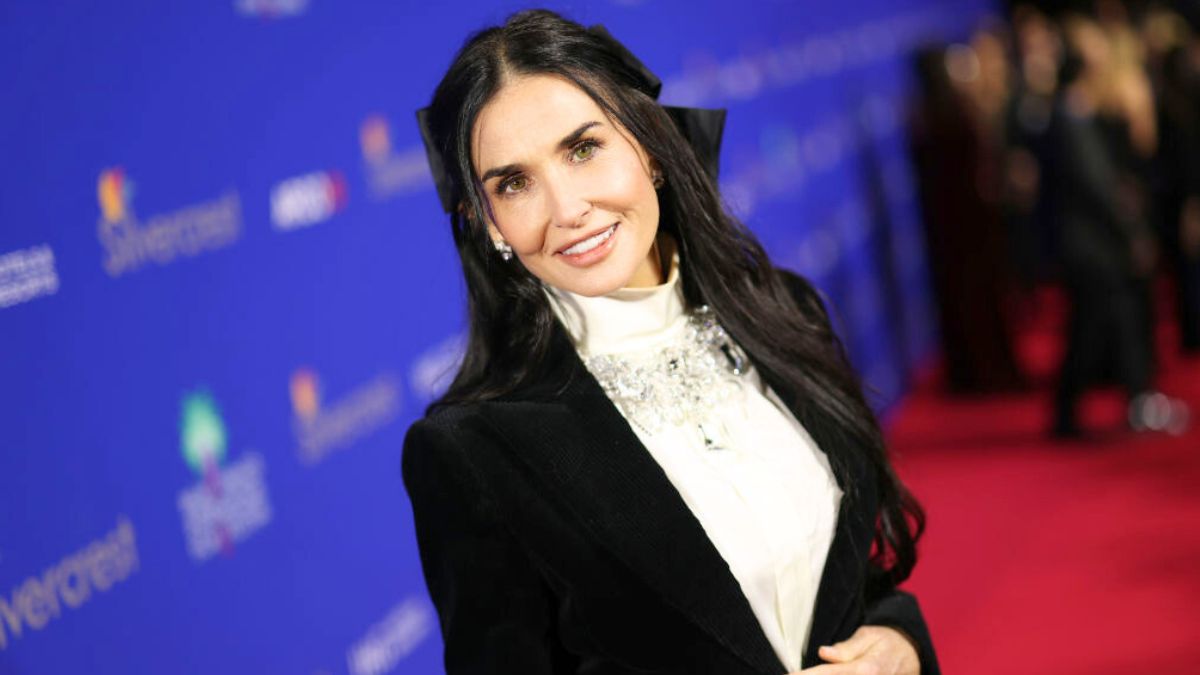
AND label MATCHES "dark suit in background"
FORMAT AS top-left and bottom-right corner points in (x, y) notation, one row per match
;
(1051, 104), (1156, 432)
(1155, 45), (1200, 352)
